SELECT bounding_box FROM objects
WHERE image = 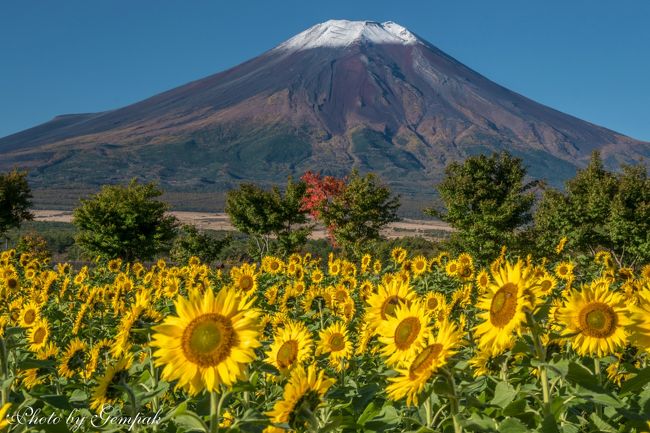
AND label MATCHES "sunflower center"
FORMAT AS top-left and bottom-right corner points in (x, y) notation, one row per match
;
(394, 317), (421, 350)
(579, 302), (617, 338)
(24, 310), (36, 325)
(479, 275), (488, 287)
(329, 333), (346, 352)
(239, 275), (254, 291)
(276, 340), (299, 368)
(540, 280), (552, 292)
(381, 296), (403, 319)
(459, 266), (472, 279)
(182, 313), (236, 367)
(409, 344), (443, 379)
(427, 297), (438, 310)
(33, 327), (47, 344)
(489, 283), (518, 327)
